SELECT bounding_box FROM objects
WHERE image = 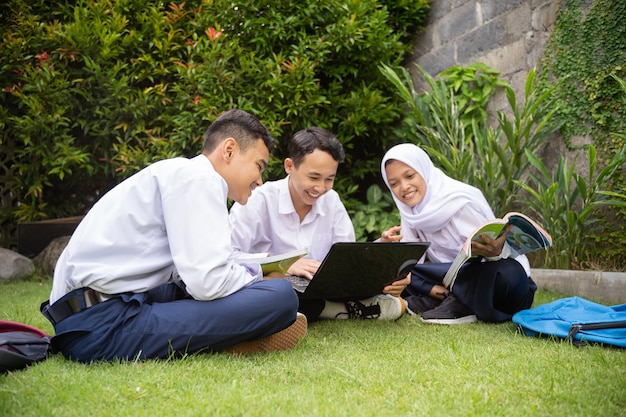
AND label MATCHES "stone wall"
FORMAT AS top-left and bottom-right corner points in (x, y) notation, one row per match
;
(405, 0), (580, 175)
(406, 0), (559, 112)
